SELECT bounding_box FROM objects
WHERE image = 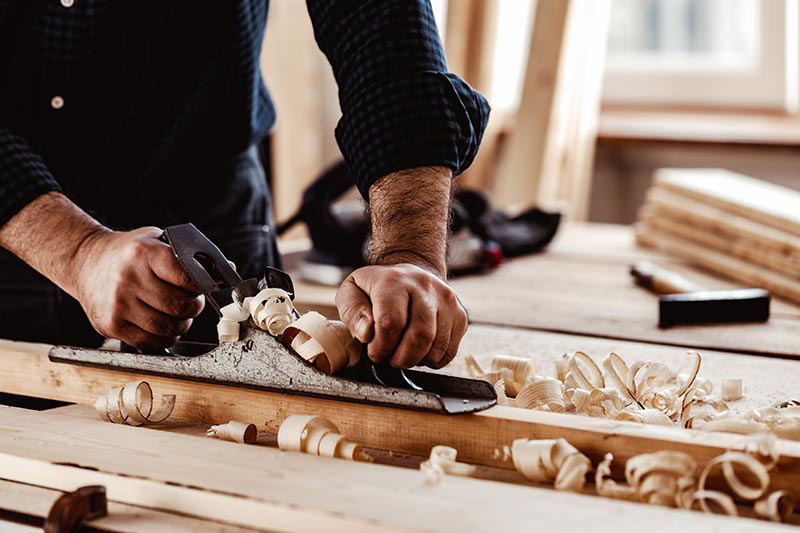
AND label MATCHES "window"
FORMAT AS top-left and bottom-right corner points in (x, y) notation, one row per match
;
(603, 0), (799, 111)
